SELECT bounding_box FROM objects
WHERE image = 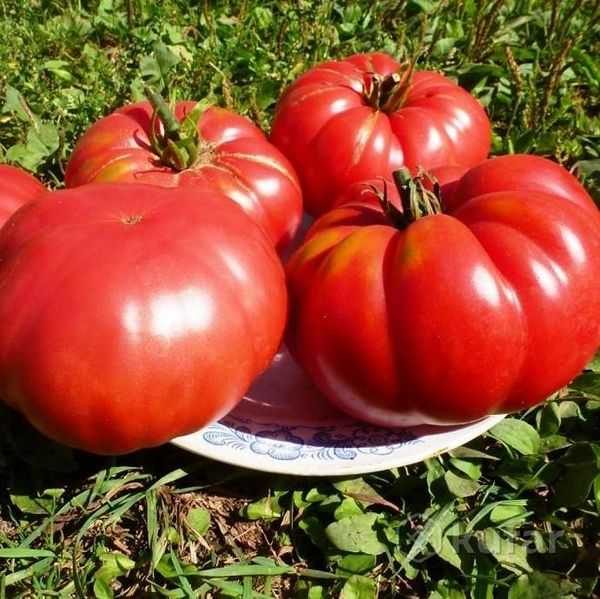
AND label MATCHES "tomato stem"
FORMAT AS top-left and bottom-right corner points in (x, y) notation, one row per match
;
(144, 87), (213, 172)
(381, 62), (416, 112)
(375, 169), (443, 230)
(364, 64), (415, 113)
(145, 86), (181, 141)
(364, 35), (424, 112)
